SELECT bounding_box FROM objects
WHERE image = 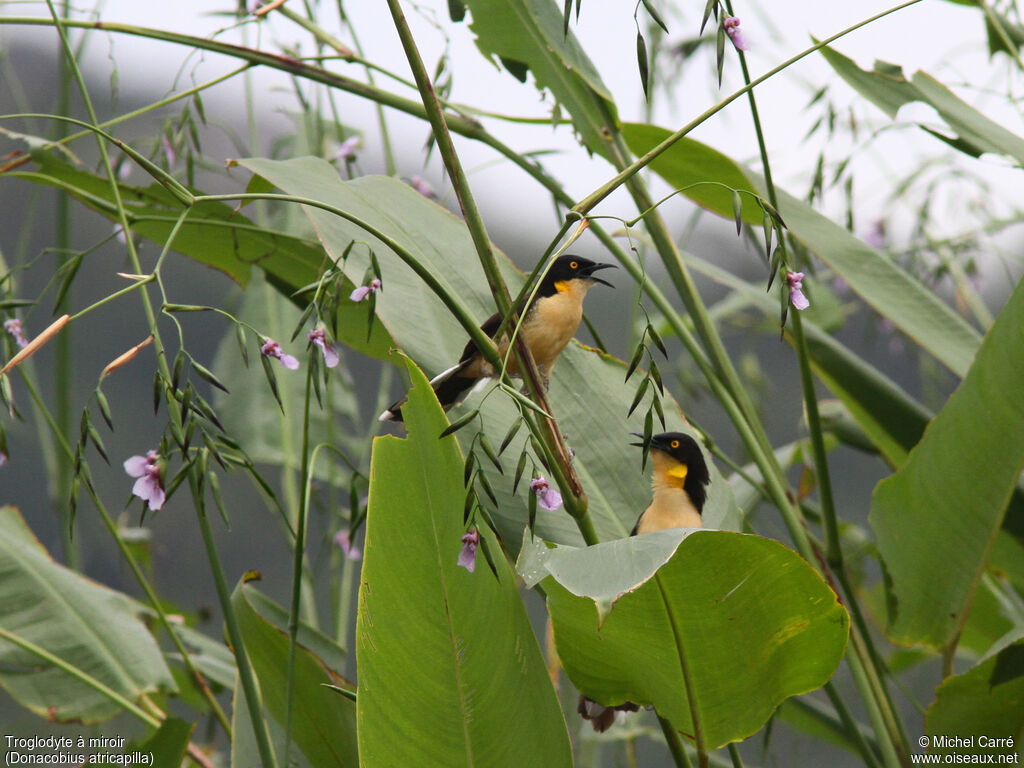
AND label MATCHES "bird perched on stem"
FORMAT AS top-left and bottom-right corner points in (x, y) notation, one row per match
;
(379, 254), (615, 422)
(578, 431), (710, 732)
